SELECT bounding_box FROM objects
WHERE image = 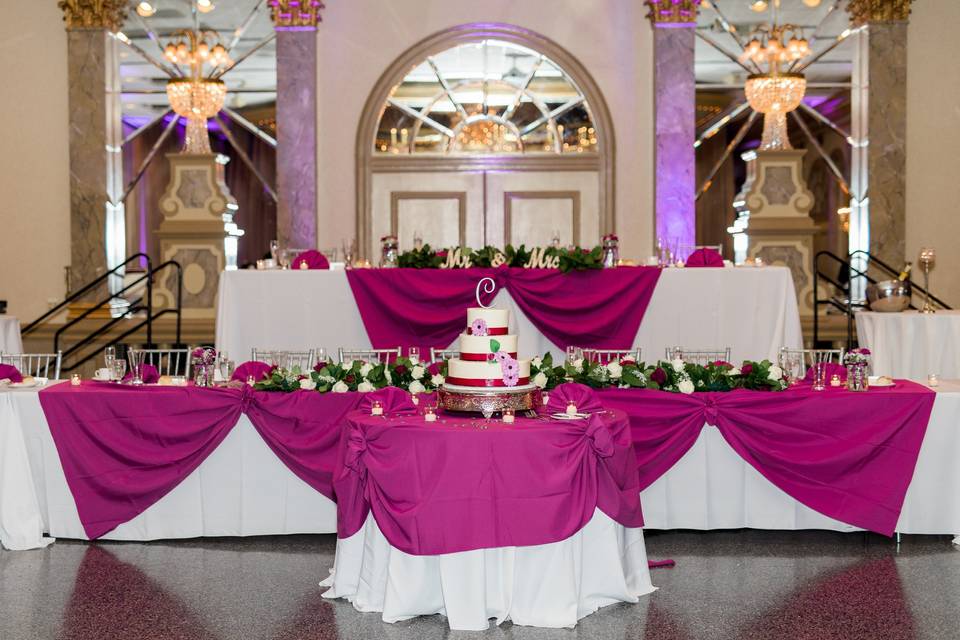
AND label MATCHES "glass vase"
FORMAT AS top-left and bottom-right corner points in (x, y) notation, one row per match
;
(194, 363), (213, 387)
(846, 362), (869, 392)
